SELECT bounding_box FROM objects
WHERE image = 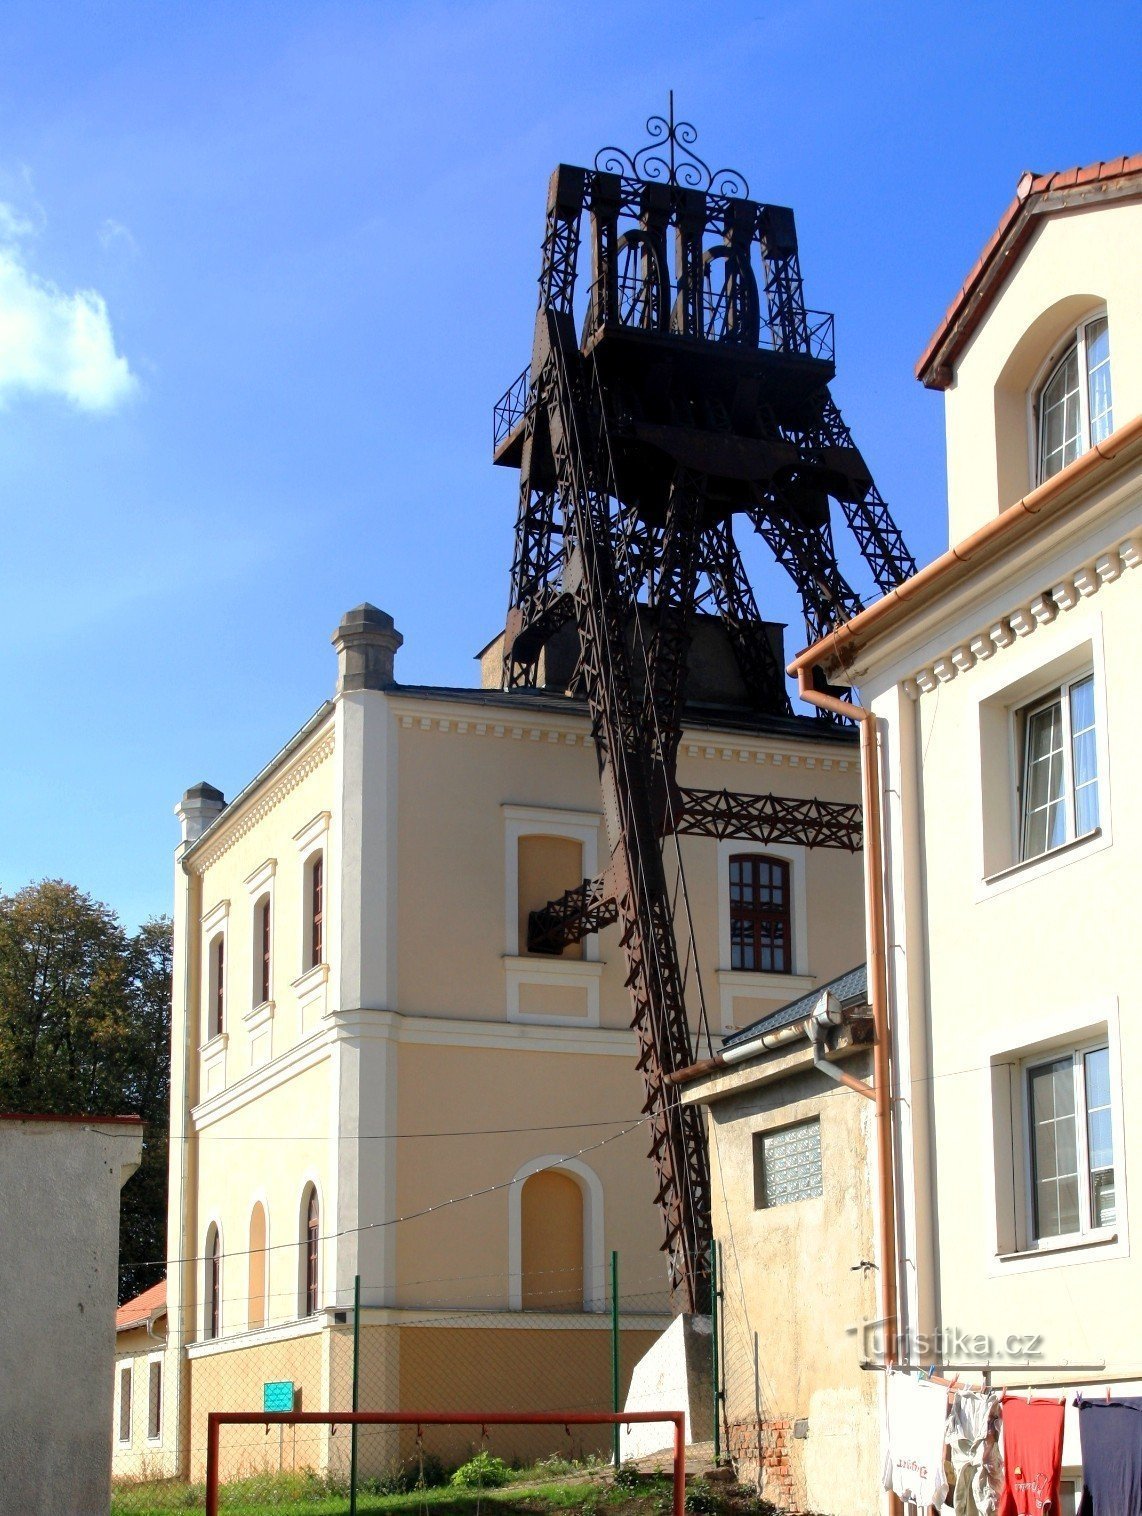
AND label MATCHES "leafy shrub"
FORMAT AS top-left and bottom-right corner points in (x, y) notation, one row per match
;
(684, 1478), (717, 1514)
(613, 1462), (644, 1491)
(451, 1451), (512, 1489)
